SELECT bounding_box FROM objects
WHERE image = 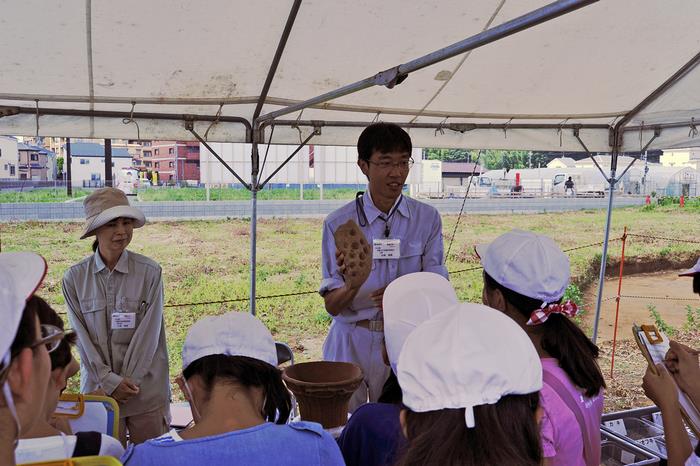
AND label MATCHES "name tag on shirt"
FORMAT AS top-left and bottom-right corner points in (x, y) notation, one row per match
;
(373, 239), (401, 259)
(111, 312), (136, 330)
